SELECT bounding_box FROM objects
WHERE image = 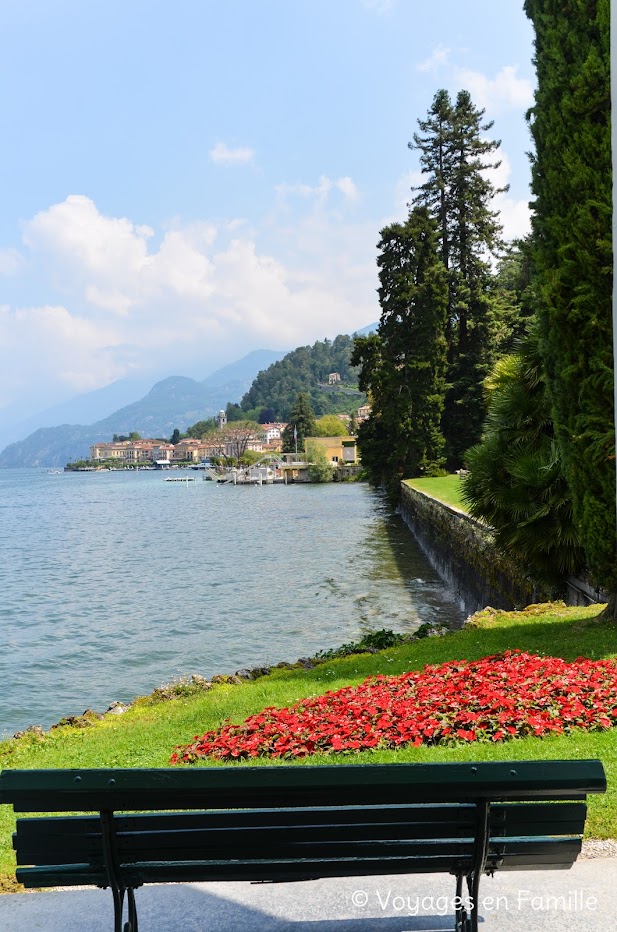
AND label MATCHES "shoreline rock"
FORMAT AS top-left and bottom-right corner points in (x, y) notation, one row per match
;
(9, 623), (448, 740)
